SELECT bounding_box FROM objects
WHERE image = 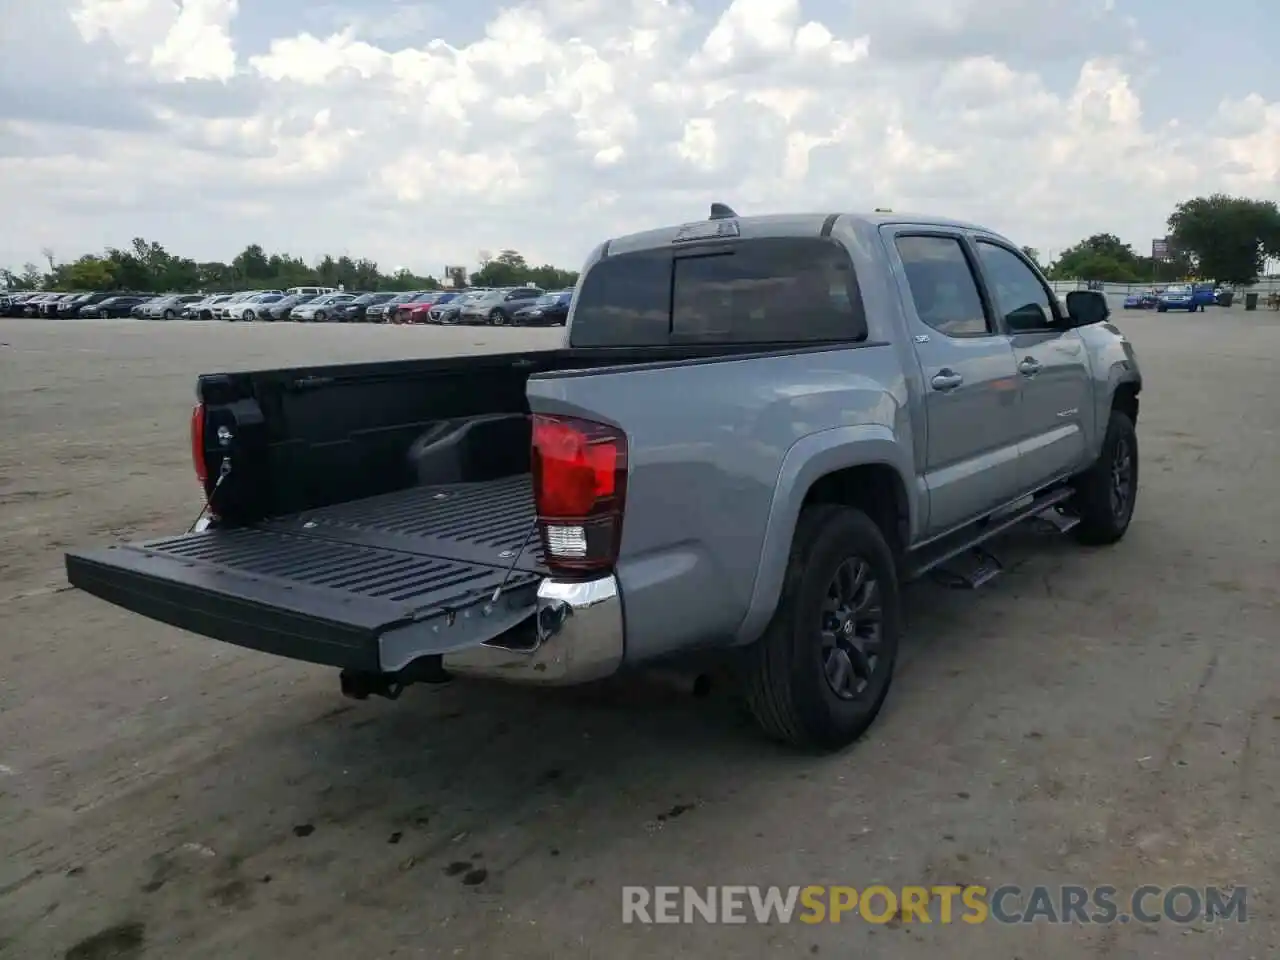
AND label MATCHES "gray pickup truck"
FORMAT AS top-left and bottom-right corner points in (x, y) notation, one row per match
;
(66, 206), (1142, 750)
